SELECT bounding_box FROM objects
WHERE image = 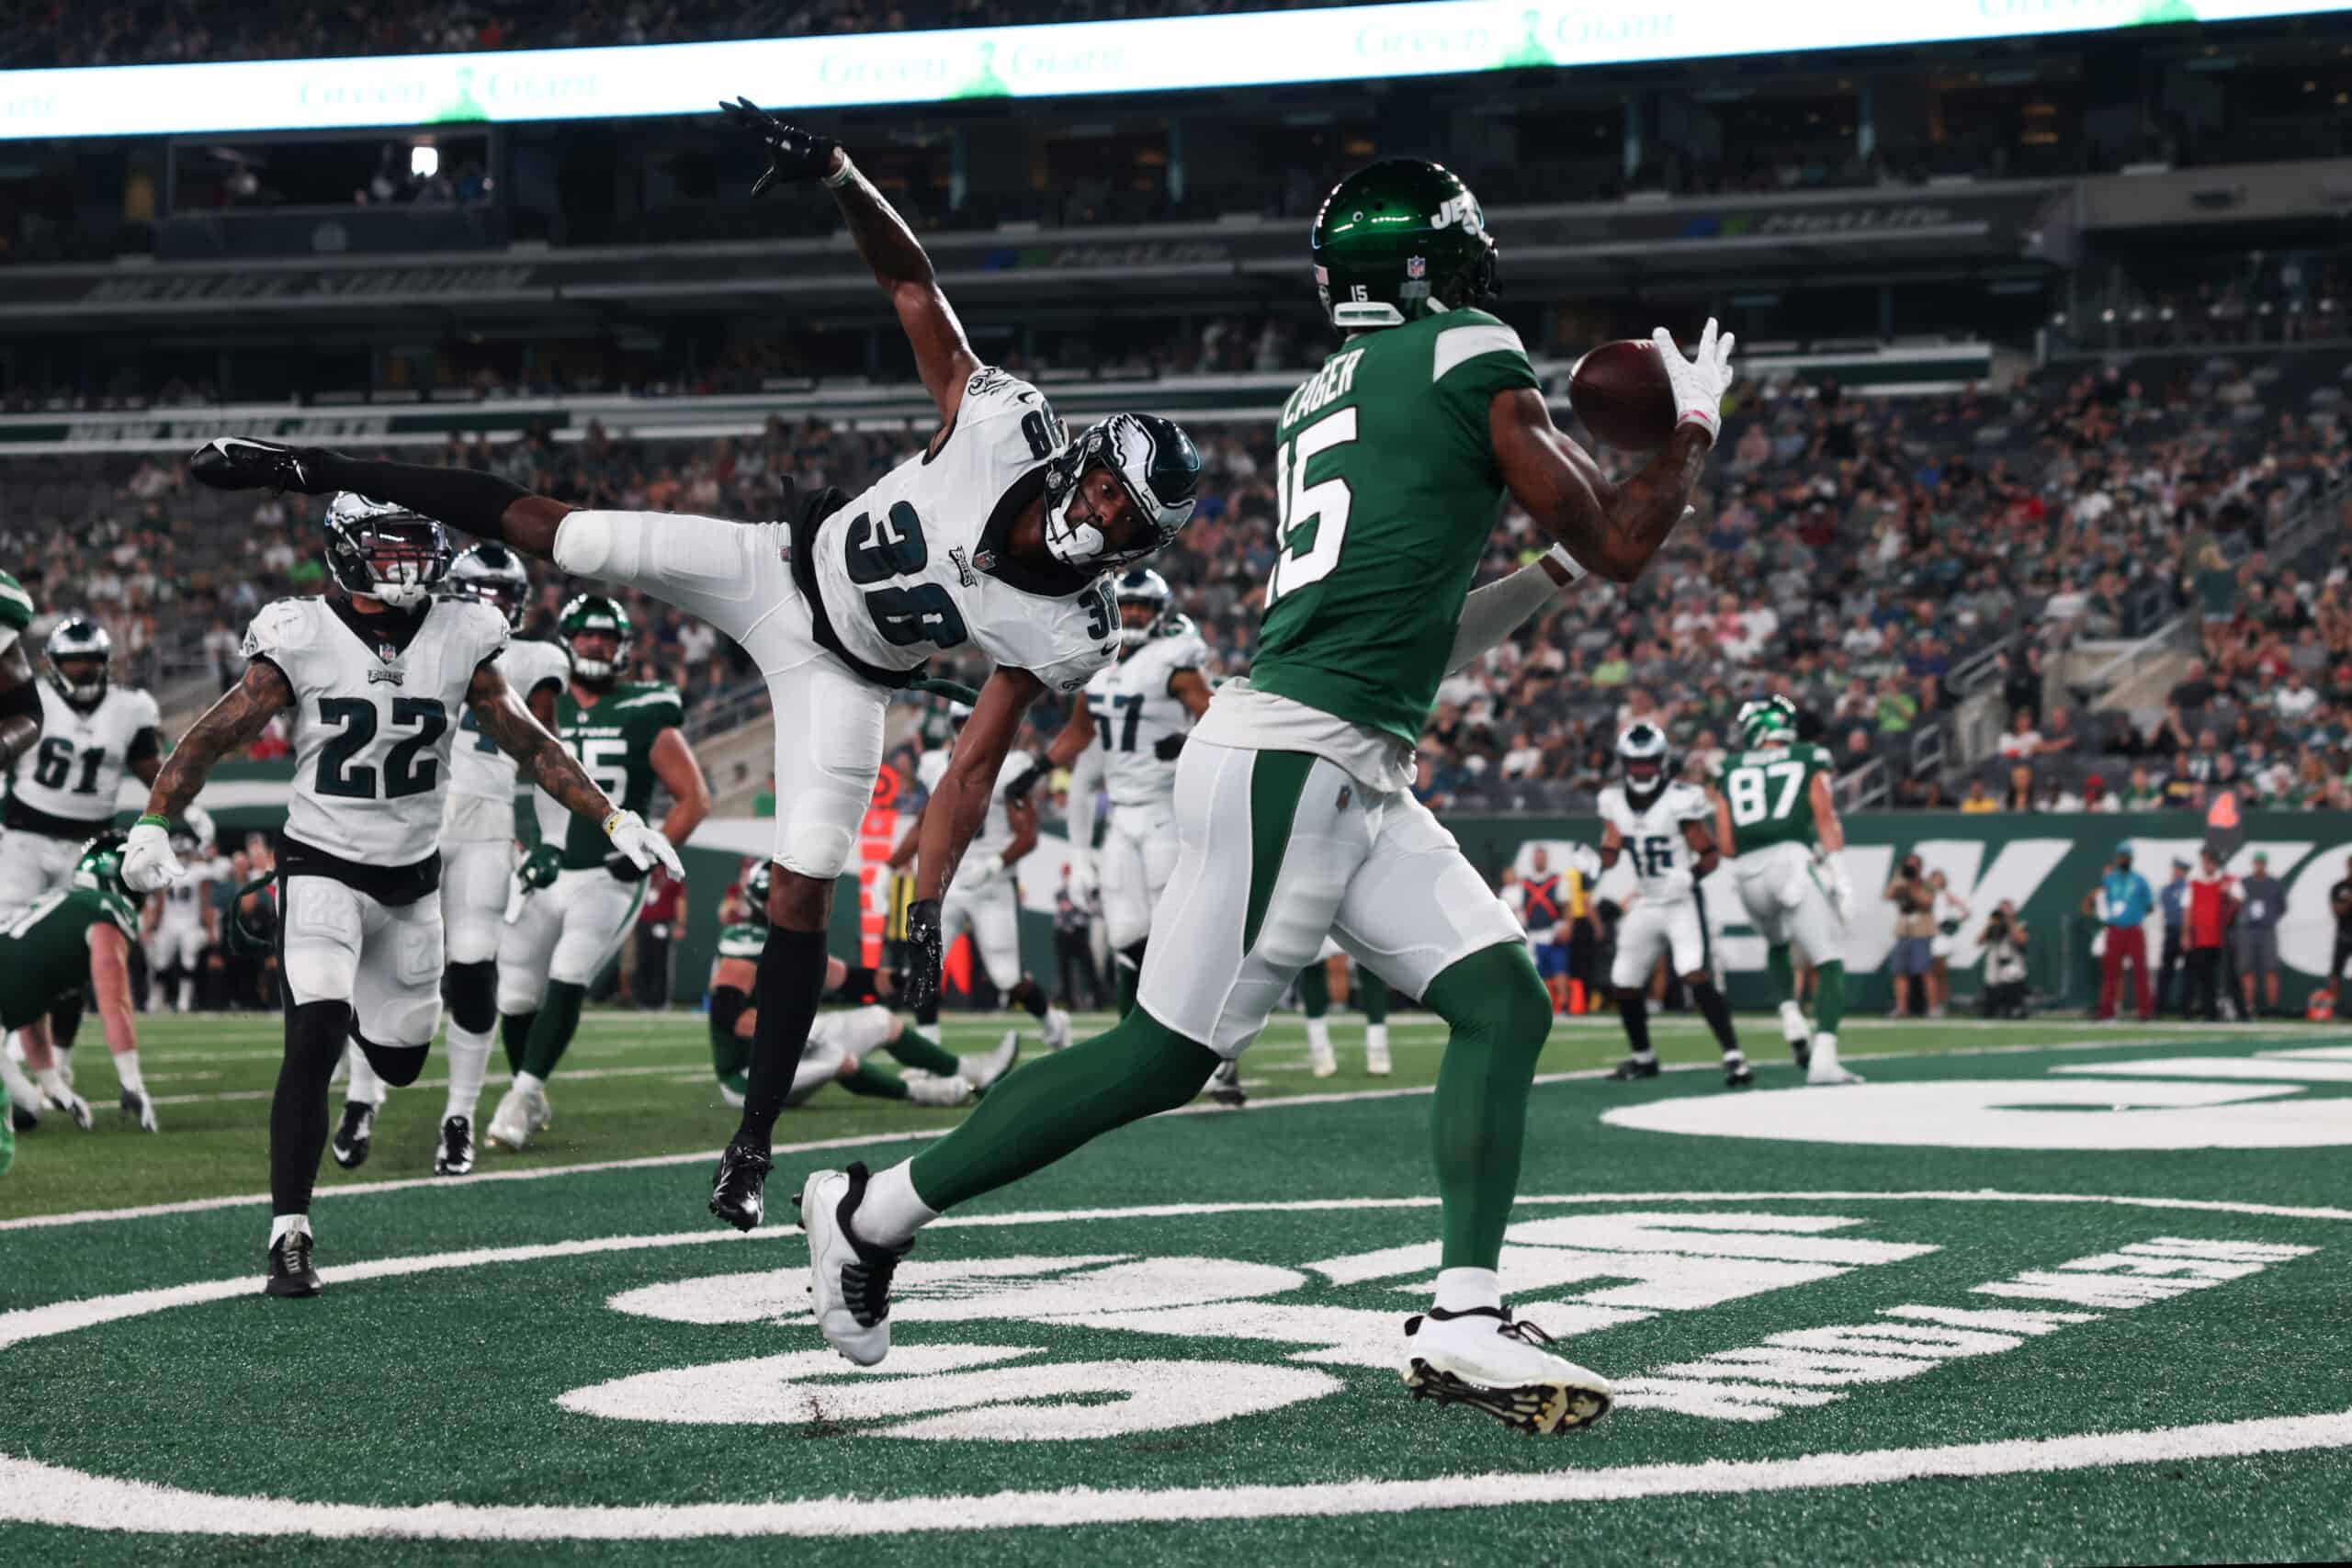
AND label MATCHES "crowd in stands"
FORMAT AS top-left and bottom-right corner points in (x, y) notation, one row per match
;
(6, 344), (2348, 807)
